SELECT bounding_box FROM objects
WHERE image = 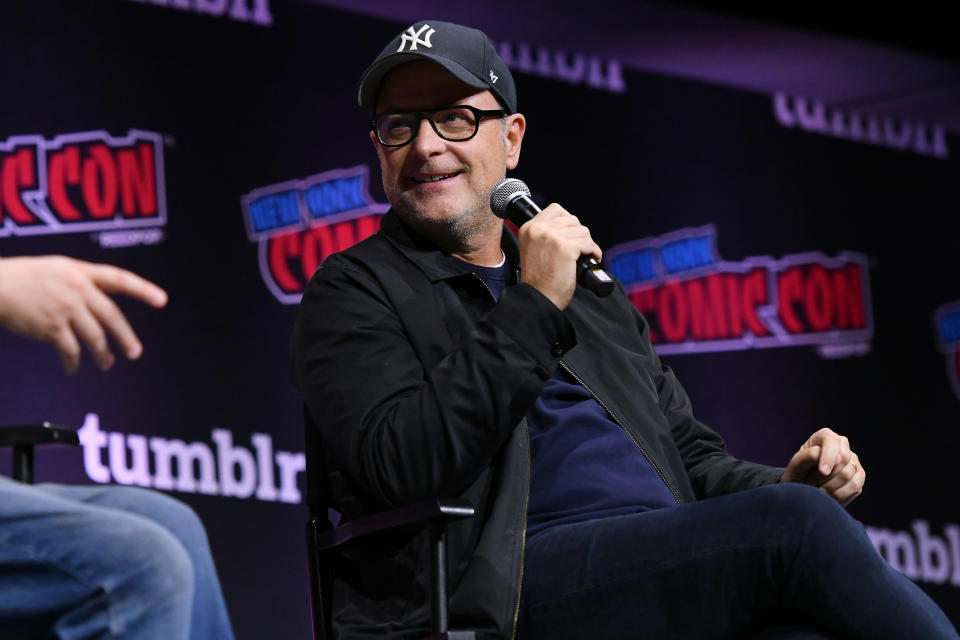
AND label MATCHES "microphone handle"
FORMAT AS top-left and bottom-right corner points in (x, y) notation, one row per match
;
(505, 195), (614, 298)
